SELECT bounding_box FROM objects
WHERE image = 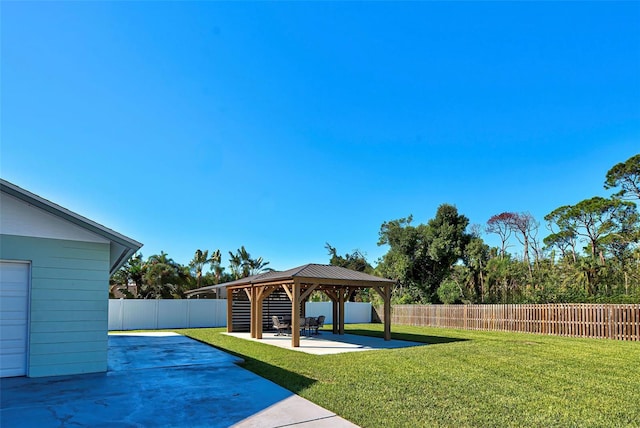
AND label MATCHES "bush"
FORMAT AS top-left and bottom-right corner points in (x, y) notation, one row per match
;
(437, 279), (461, 304)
